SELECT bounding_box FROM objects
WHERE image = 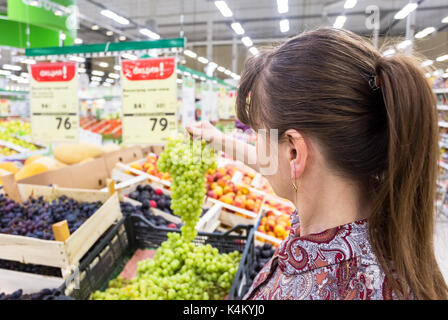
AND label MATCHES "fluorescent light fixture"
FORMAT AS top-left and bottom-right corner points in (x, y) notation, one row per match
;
(74, 38), (83, 44)
(90, 81), (100, 86)
(3, 64), (21, 71)
(192, 74), (199, 79)
(277, 0), (288, 14)
(224, 69), (232, 75)
(415, 27), (436, 39)
(333, 15), (347, 29)
(103, 82), (112, 87)
(54, 10), (63, 16)
(231, 22), (245, 35)
(114, 65), (121, 71)
(383, 48), (396, 57)
(0, 70), (12, 76)
(421, 60), (434, 67)
(108, 73), (120, 79)
(78, 67), (86, 73)
(394, 3), (418, 20)
(397, 39), (412, 50)
(344, 0), (357, 9)
(91, 25), (99, 30)
(176, 79), (183, 84)
(119, 36), (126, 41)
(200, 76), (206, 81)
(98, 62), (109, 68)
(17, 77), (29, 84)
(21, 58), (36, 64)
(100, 9), (130, 25)
(91, 76), (102, 82)
(69, 56), (85, 63)
(183, 71), (191, 77)
(215, 1), (233, 17)
(217, 66), (226, 72)
(60, 33), (66, 40)
(249, 47), (259, 55)
(443, 16), (448, 23)
(139, 28), (160, 40)
(209, 62), (218, 69)
(105, 78), (115, 83)
(92, 70), (105, 76)
(198, 56), (209, 64)
(280, 19), (290, 33)
(20, 72), (29, 77)
(122, 53), (137, 60)
(106, 31), (113, 36)
(437, 54), (448, 62)
(241, 36), (253, 47)
(184, 49), (197, 58)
